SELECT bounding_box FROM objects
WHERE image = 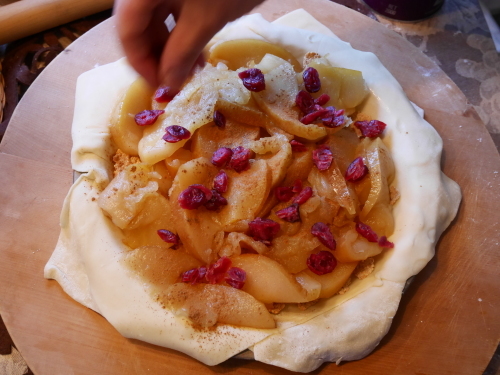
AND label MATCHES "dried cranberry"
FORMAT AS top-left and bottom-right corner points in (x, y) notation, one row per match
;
(292, 179), (303, 193)
(275, 186), (294, 202)
(238, 68), (265, 92)
(213, 110), (226, 128)
(312, 145), (333, 171)
(293, 186), (313, 205)
(314, 93), (330, 106)
(355, 221), (379, 242)
(322, 107), (345, 128)
(134, 109), (165, 126)
(204, 189), (228, 211)
(295, 90), (315, 114)
(378, 236), (395, 248)
(211, 147), (233, 167)
(248, 218), (280, 244)
(276, 203), (301, 223)
(154, 86), (178, 102)
(225, 267), (246, 289)
(311, 222), (336, 251)
(157, 229), (180, 244)
(229, 146), (252, 173)
(213, 170), (229, 193)
(163, 125), (191, 143)
(181, 268), (199, 283)
(178, 184), (212, 209)
(307, 250), (337, 275)
(354, 120), (387, 138)
(303, 67), (321, 93)
(345, 157), (368, 182)
(290, 139), (307, 152)
(206, 257), (232, 284)
(300, 108), (329, 124)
